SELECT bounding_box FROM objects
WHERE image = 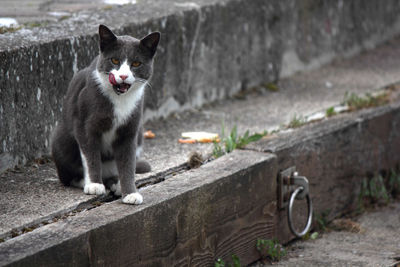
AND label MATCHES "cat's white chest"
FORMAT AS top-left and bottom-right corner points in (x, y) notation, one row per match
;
(101, 84), (145, 154)
(111, 84), (144, 125)
(93, 69), (145, 154)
